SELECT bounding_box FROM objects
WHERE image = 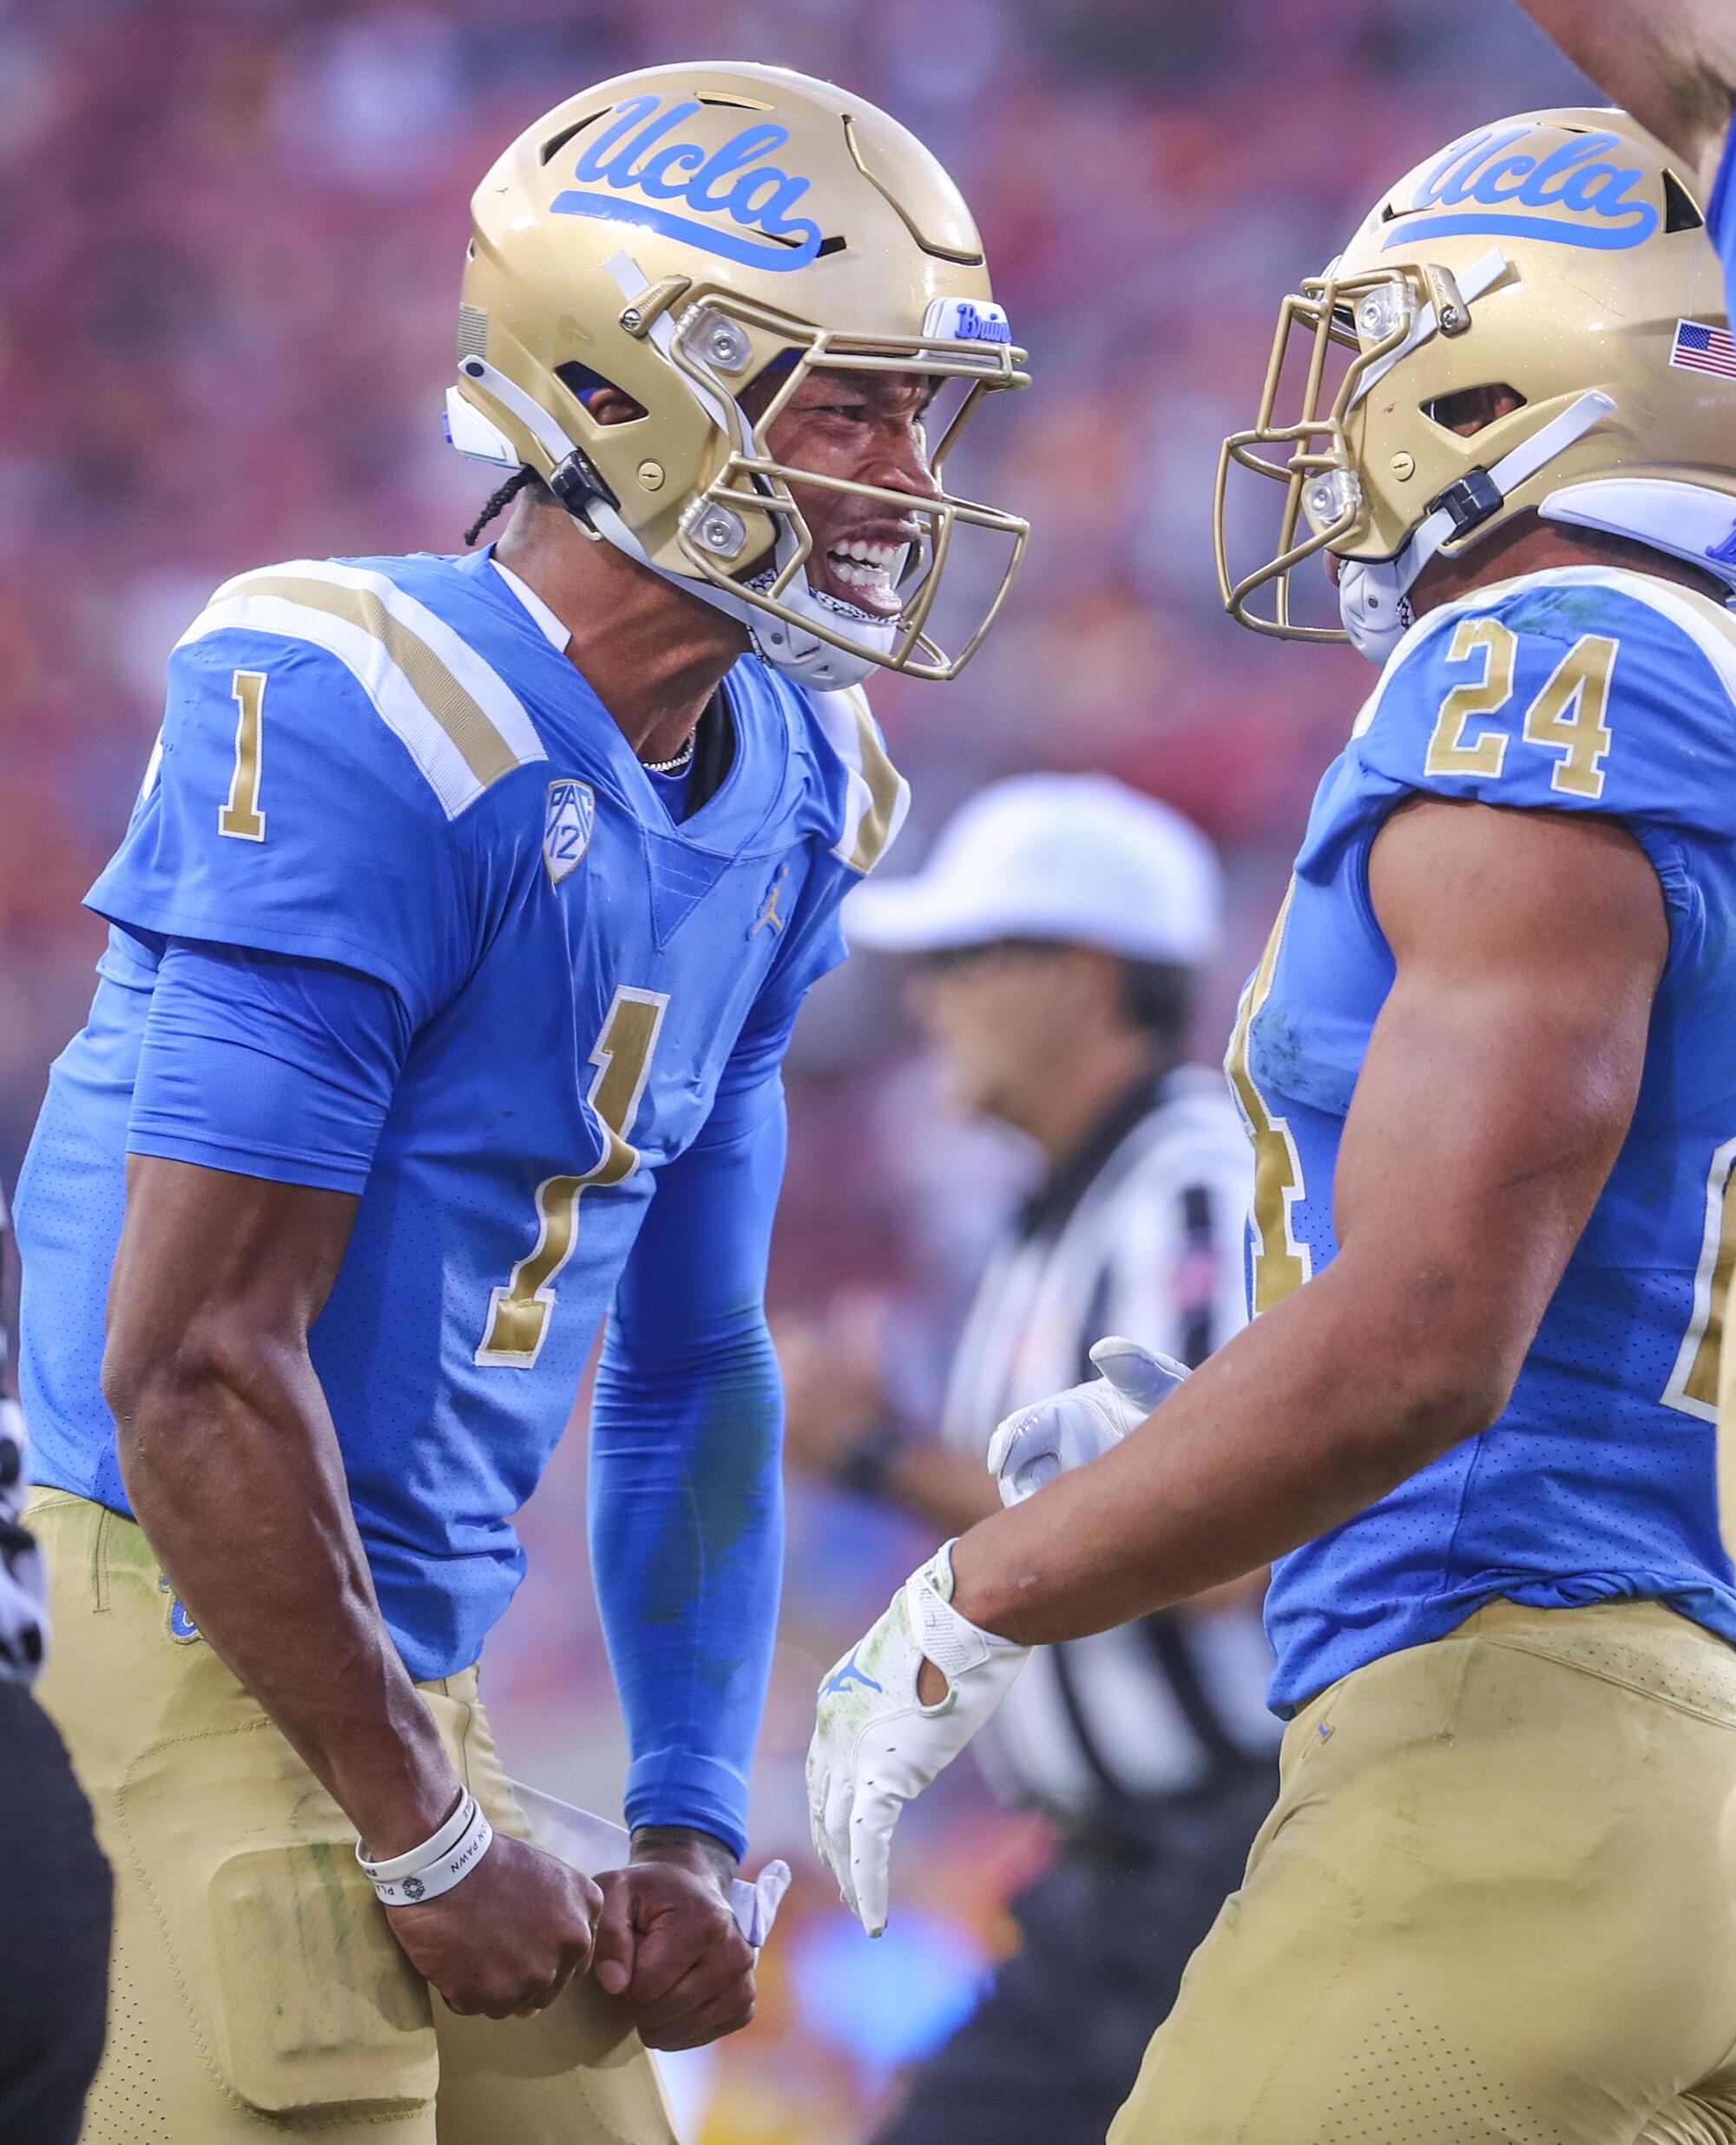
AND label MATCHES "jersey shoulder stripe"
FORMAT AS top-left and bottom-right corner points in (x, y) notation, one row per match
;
(806, 684), (911, 874)
(177, 559), (547, 819)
